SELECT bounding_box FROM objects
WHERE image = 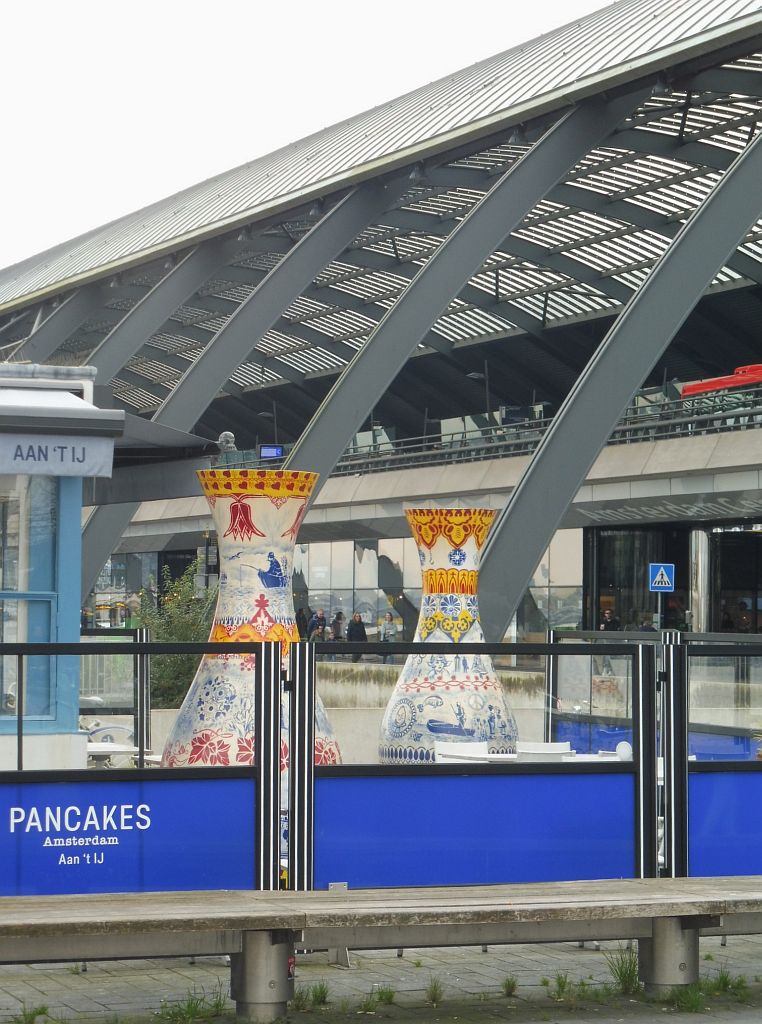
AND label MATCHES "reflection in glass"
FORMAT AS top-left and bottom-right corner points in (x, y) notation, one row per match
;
(0, 476), (56, 593)
(0, 600), (52, 718)
(398, 588), (421, 641)
(354, 540), (378, 590)
(293, 544), (309, 618)
(548, 587), (583, 631)
(327, 590), (352, 635)
(688, 654), (762, 760)
(353, 590), (379, 637)
(332, 541), (354, 589)
(309, 542), (331, 591)
(554, 649), (633, 755)
(401, 537), (420, 589)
